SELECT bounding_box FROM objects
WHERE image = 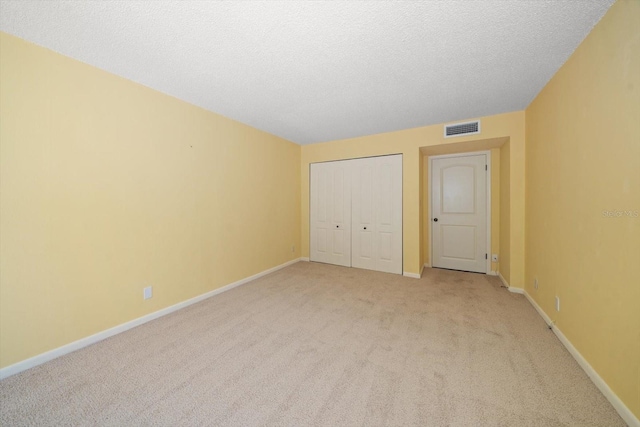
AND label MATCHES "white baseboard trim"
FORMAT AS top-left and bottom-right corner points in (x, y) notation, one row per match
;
(523, 291), (639, 427)
(551, 320), (639, 427)
(523, 290), (552, 326)
(497, 272), (524, 294)
(498, 272), (509, 287)
(403, 271), (421, 279)
(488, 270), (498, 276)
(0, 257), (303, 381)
(419, 264), (425, 276)
(300, 257), (310, 262)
